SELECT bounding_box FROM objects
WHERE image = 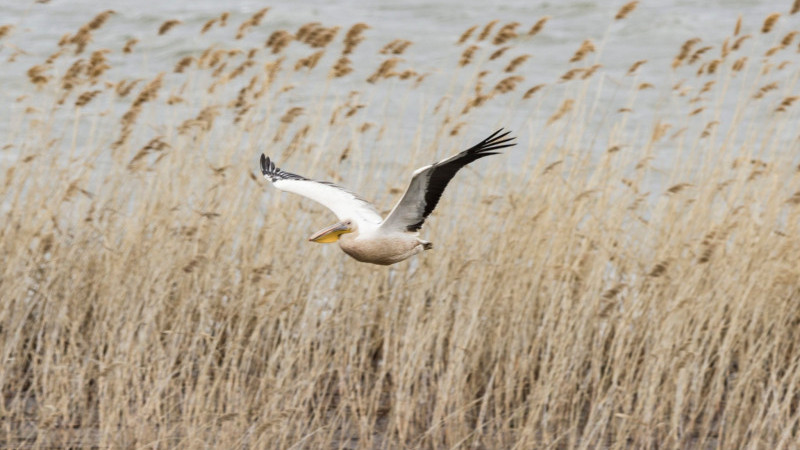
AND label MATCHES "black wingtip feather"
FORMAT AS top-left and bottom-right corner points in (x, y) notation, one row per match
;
(260, 154), (269, 175)
(259, 155), (309, 183)
(469, 128), (516, 154)
(414, 129), (517, 224)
